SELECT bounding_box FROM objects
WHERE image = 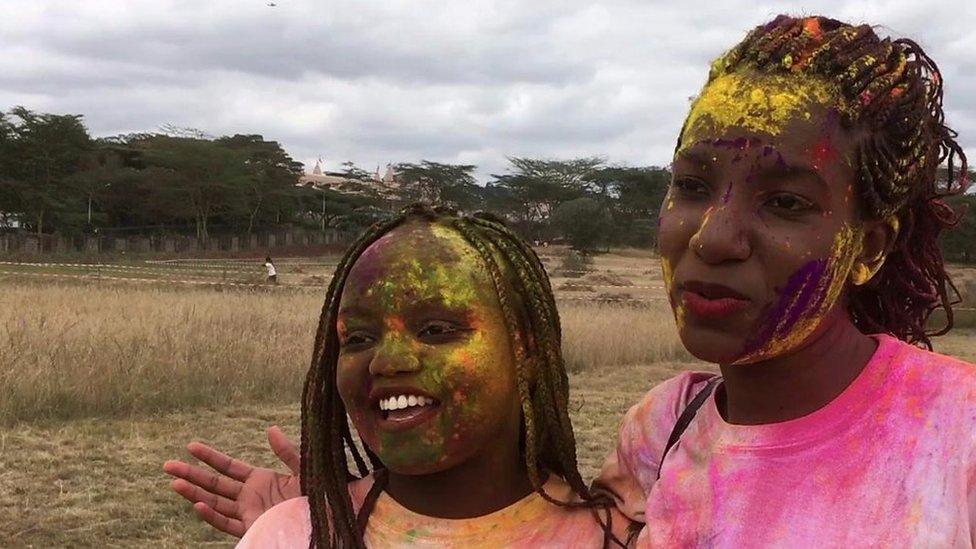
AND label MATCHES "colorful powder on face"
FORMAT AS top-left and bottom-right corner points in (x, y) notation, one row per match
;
(661, 257), (686, 331)
(680, 71), (844, 156)
(732, 223), (863, 364)
(340, 221), (519, 473)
